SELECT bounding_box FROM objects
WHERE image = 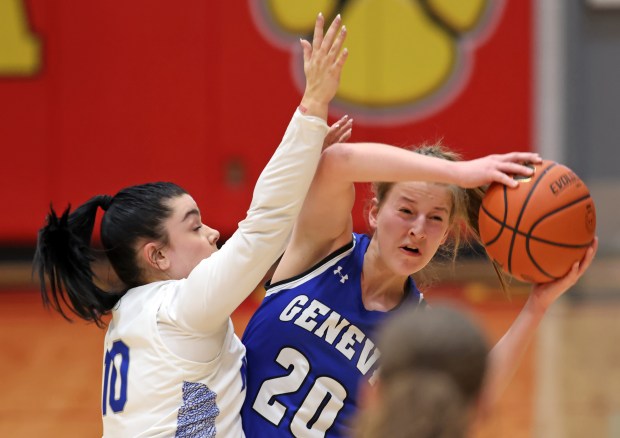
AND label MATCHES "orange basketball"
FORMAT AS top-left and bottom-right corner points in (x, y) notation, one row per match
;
(478, 160), (596, 283)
